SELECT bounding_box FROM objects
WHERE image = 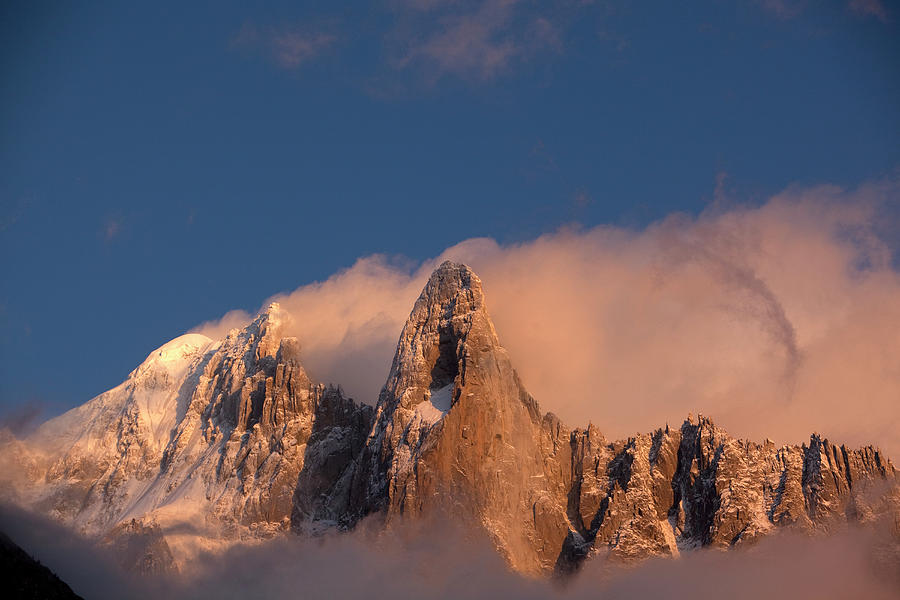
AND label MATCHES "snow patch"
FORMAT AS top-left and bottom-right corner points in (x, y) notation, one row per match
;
(414, 384), (454, 424)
